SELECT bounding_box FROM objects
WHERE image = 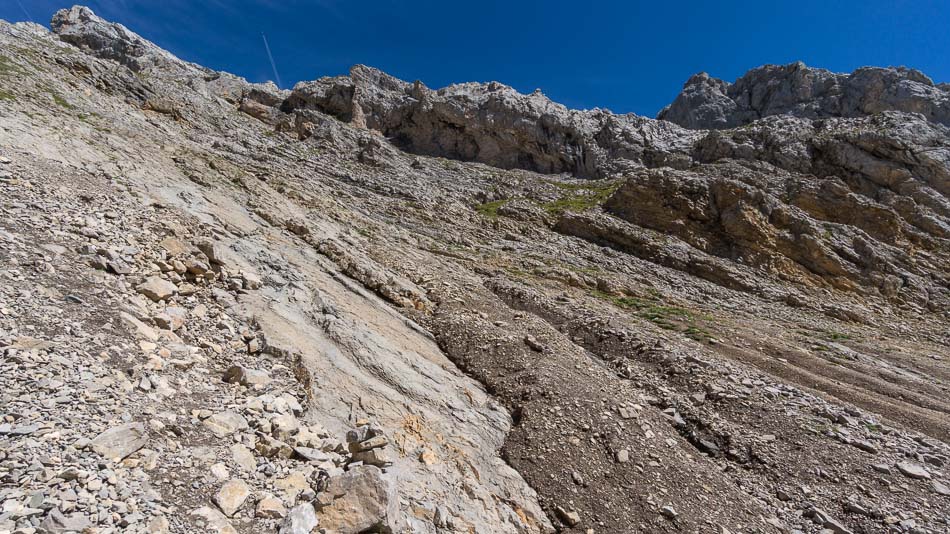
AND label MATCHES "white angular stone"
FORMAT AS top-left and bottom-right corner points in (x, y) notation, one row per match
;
(136, 276), (178, 302)
(214, 479), (251, 517)
(279, 504), (318, 534)
(203, 411), (248, 437)
(191, 506), (238, 534)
